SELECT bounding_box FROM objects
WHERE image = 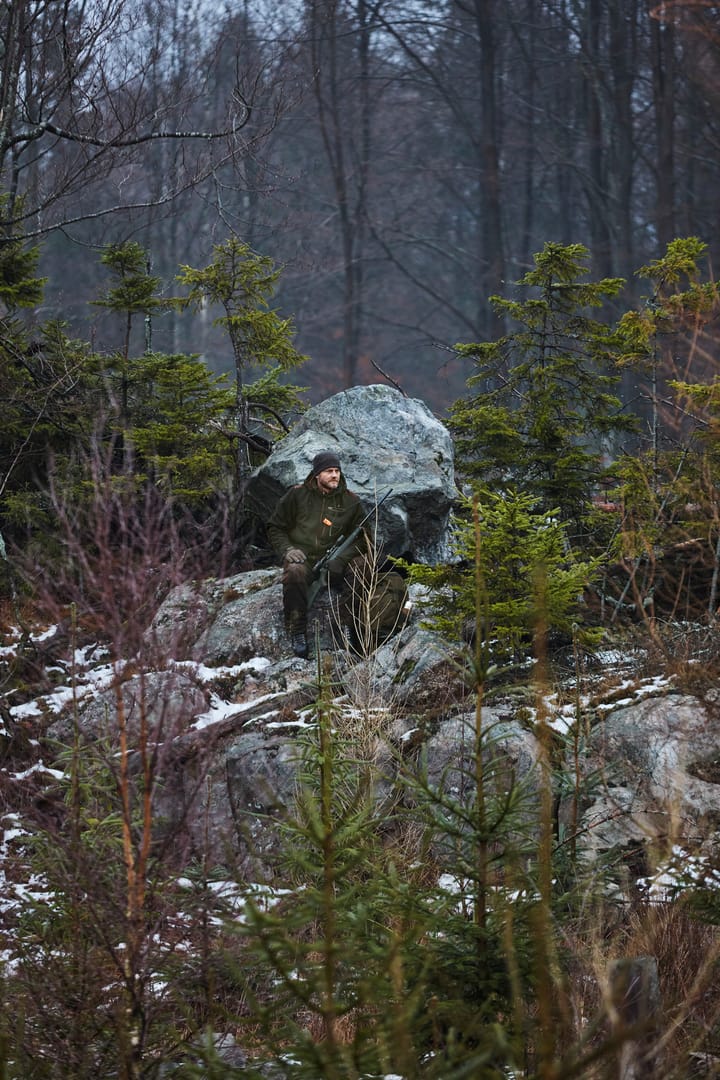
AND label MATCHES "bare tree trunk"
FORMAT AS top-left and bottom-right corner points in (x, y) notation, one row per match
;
(470, 0), (506, 338)
(309, 0), (374, 388)
(518, 0), (537, 266)
(649, 0), (675, 248)
(584, 0), (613, 278)
(608, 956), (662, 1079)
(609, 0), (639, 280)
